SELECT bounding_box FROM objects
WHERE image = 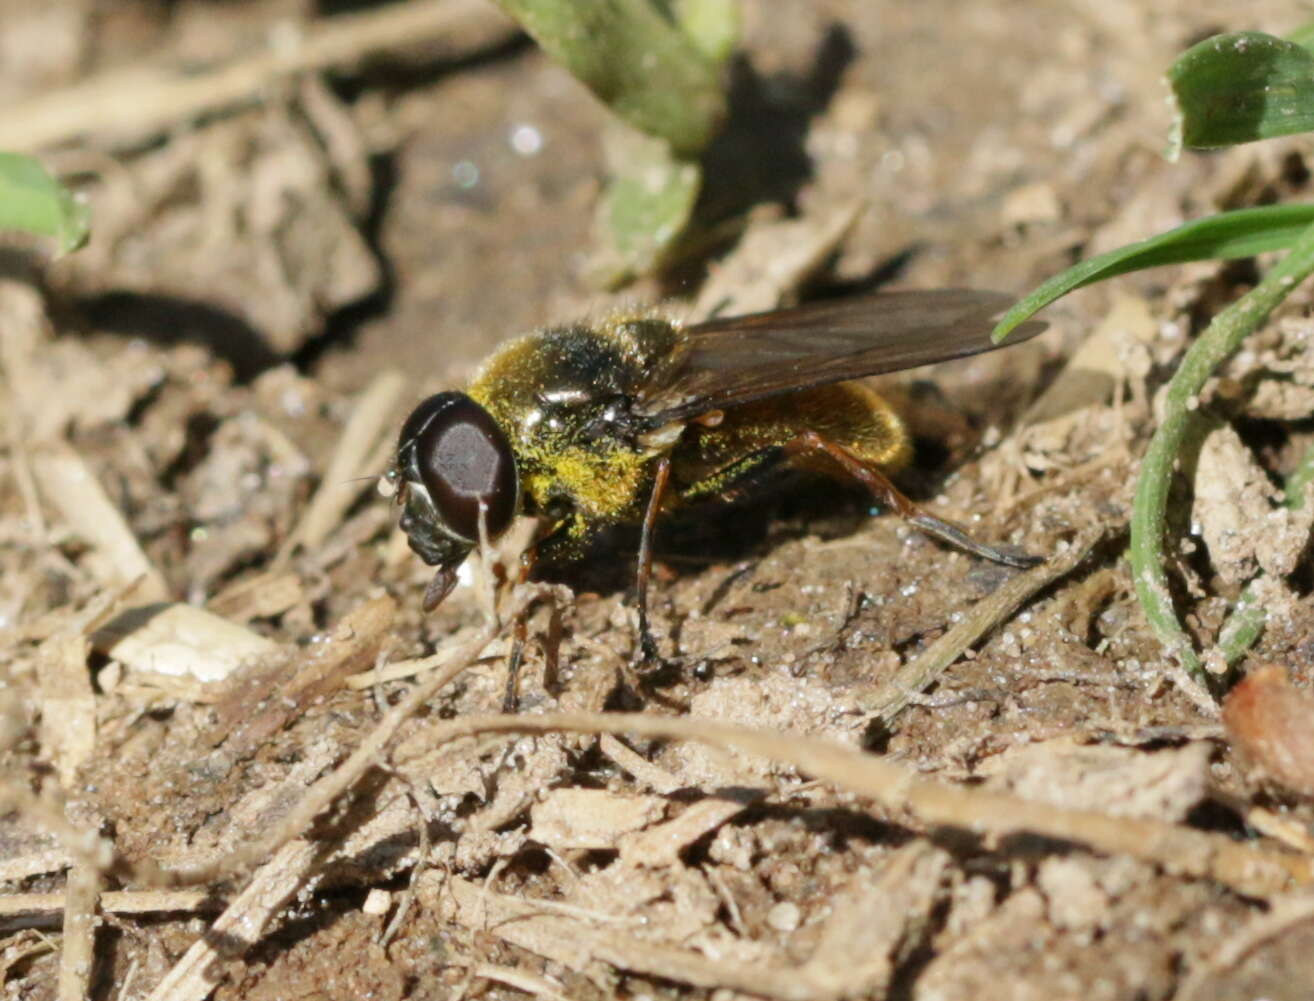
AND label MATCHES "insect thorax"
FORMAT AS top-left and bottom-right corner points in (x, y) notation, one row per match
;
(465, 317), (684, 529)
